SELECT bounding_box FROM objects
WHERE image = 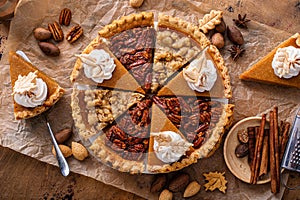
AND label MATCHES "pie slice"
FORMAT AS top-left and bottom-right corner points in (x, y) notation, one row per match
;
(98, 12), (155, 92)
(147, 104), (196, 173)
(151, 14), (211, 92)
(240, 33), (300, 88)
(89, 98), (152, 174)
(9, 51), (64, 120)
(157, 45), (232, 99)
(71, 86), (145, 140)
(70, 36), (145, 94)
